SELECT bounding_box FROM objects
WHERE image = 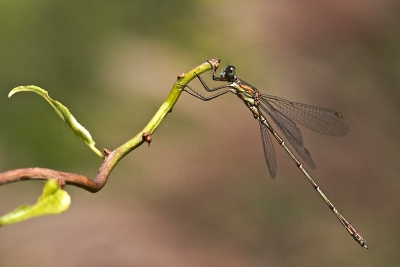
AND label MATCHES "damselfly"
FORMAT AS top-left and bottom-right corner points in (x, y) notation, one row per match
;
(184, 60), (368, 248)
